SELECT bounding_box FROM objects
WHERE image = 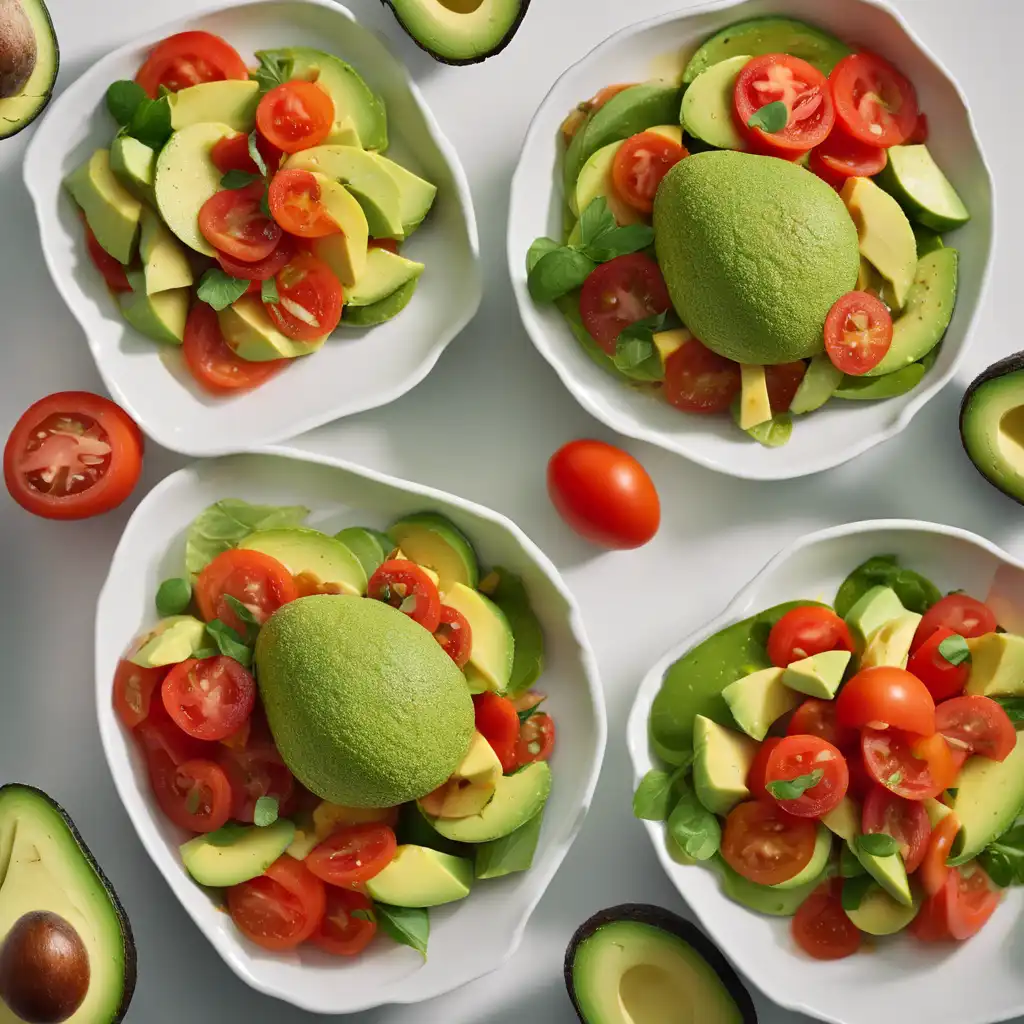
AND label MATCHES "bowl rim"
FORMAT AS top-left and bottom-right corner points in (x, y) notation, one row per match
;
(93, 444), (607, 1013)
(507, 0), (997, 481)
(626, 517), (1024, 1024)
(24, 0), (482, 458)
